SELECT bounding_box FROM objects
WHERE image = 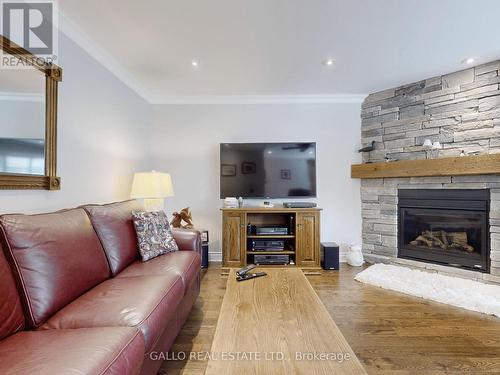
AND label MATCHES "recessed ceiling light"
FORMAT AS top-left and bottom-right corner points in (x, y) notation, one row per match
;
(322, 58), (336, 67)
(462, 57), (475, 65)
(191, 60), (199, 68)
